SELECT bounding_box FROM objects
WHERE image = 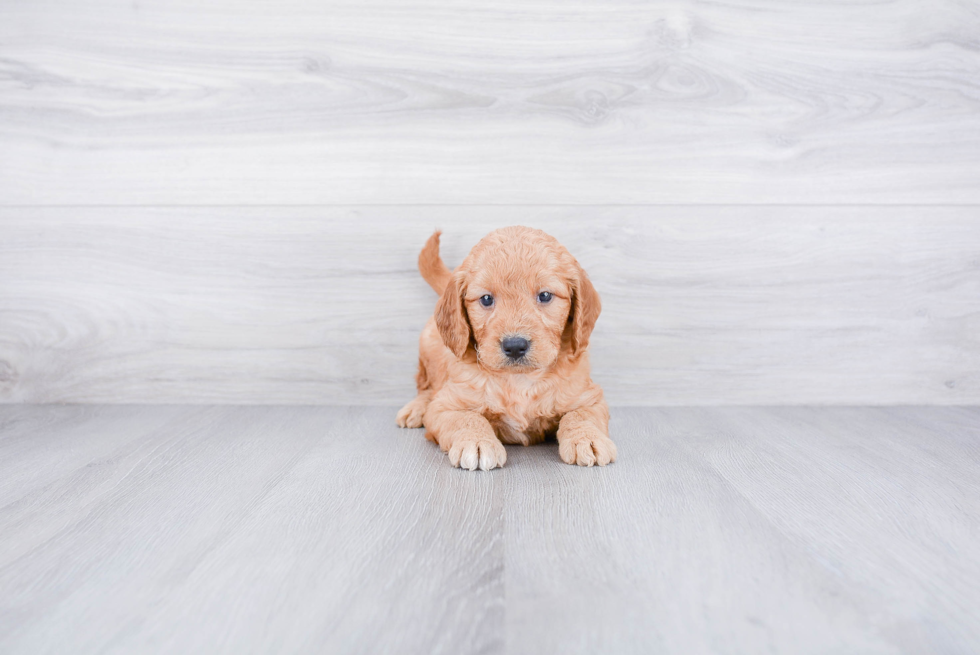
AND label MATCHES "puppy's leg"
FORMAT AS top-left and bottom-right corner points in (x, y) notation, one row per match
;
(396, 356), (434, 428)
(557, 402), (617, 467)
(396, 390), (432, 428)
(425, 407), (506, 471)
